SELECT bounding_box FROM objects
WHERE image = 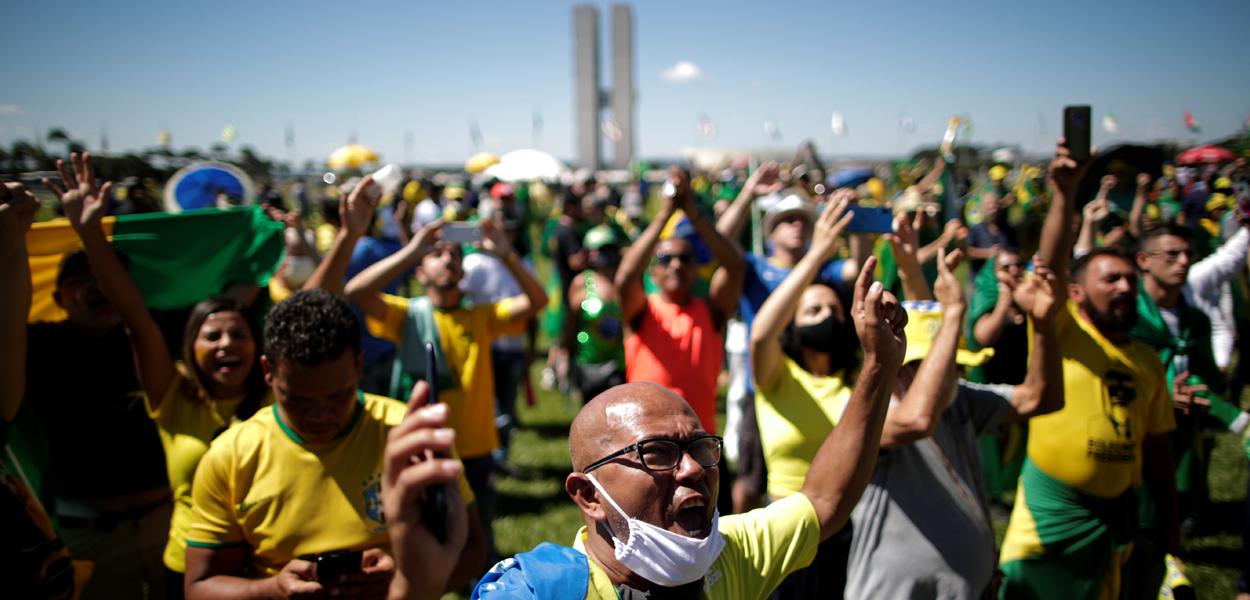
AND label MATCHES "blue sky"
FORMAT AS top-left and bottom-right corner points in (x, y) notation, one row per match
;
(3, 0), (1248, 166)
